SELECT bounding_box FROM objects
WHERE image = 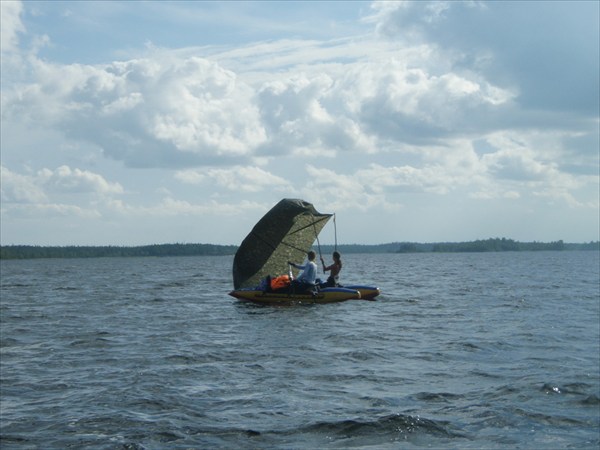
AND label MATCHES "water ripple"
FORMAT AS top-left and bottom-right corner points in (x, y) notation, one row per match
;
(1, 252), (598, 449)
